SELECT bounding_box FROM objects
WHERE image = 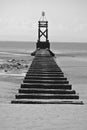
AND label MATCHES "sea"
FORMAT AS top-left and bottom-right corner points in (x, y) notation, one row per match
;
(0, 41), (87, 130)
